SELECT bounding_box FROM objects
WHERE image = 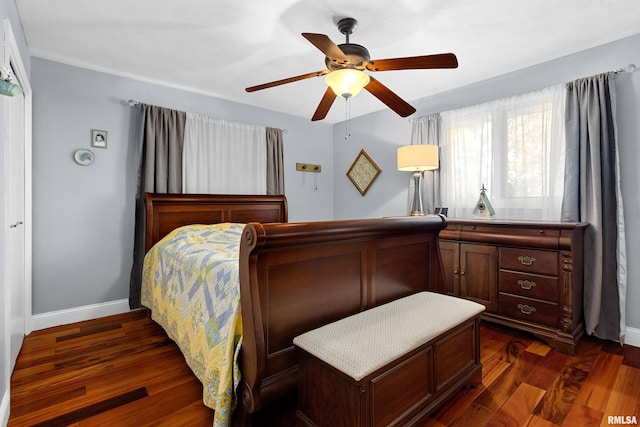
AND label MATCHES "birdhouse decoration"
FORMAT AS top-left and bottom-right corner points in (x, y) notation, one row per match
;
(473, 184), (495, 218)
